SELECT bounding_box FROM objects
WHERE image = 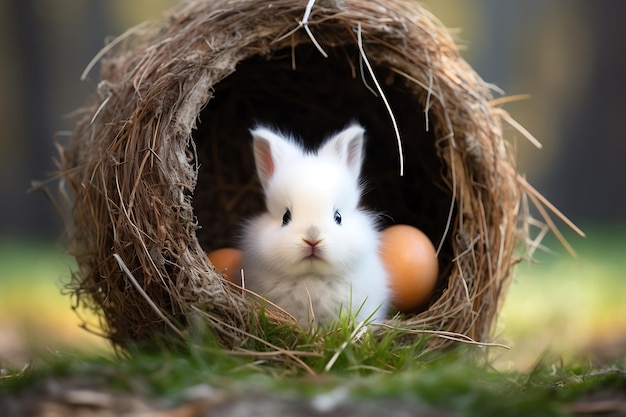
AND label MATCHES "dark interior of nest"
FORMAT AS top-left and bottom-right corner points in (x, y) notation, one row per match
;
(192, 44), (456, 312)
